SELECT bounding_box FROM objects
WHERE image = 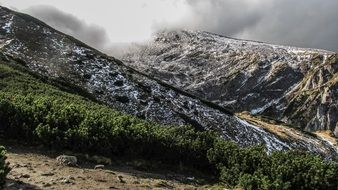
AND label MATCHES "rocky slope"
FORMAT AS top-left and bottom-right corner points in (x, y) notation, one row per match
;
(0, 6), (337, 158)
(122, 30), (338, 138)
